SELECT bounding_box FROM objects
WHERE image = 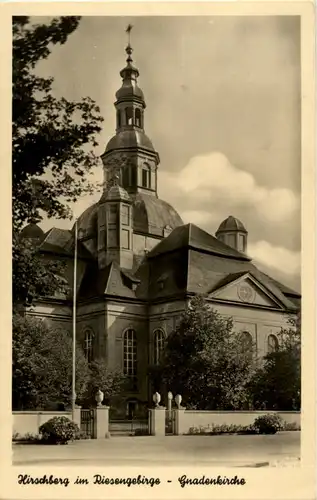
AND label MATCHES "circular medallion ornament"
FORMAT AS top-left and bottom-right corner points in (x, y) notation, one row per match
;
(237, 284), (255, 303)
